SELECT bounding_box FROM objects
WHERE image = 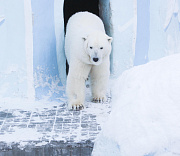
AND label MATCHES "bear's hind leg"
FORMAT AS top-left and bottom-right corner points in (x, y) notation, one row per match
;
(91, 76), (108, 103)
